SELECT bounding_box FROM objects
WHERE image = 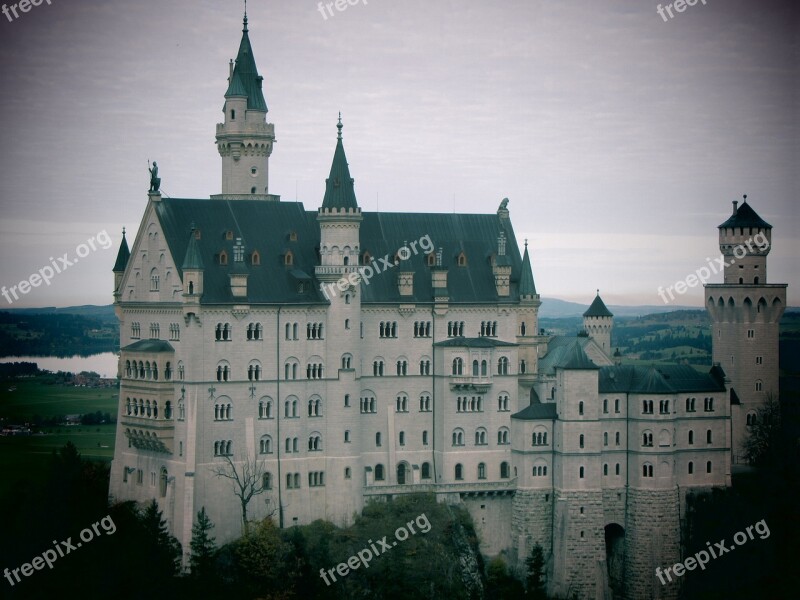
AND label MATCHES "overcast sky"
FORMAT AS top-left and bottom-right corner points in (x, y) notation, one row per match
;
(0, 0), (796, 309)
